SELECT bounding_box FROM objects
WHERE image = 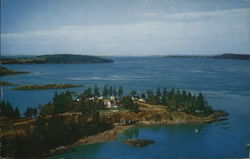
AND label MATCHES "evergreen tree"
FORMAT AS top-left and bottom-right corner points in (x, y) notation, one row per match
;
(109, 86), (113, 96)
(14, 107), (20, 118)
(94, 85), (100, 97)
(156, 88), (161, 97)
(83, 87), (92, 98)
(118, 86), (124, 98)
(162, 87), (168, 97)
(146, 89), (154, 98)
(141, 93), (146, 99)
(24, 107), (33, 118)
(102, 85), (108, 98)
(130, 90), (137, 98)
(121, 96), (139, 113)
(113, 86), (117, 97)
